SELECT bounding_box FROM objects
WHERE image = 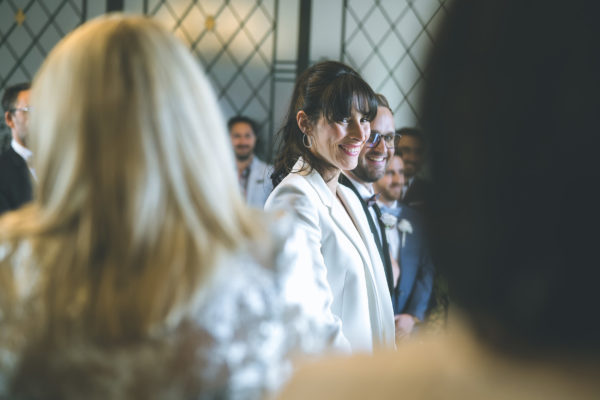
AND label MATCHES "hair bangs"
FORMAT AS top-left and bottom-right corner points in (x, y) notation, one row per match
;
(321, 74), (377, 122)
